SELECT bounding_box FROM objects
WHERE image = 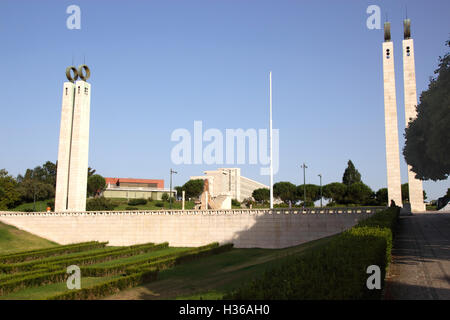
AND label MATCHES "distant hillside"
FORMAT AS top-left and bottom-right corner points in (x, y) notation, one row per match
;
(0, 222), (57, 255)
